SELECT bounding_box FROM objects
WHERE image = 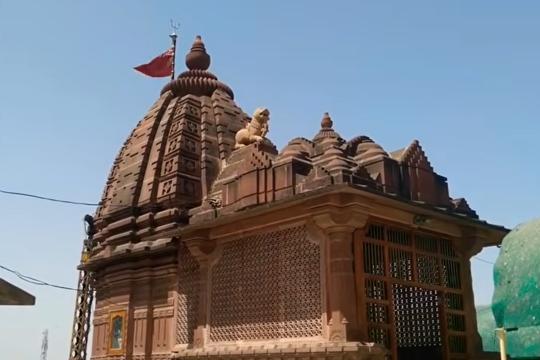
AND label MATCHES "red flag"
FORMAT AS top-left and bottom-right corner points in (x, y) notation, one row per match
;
(134, 48), (174, 77)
